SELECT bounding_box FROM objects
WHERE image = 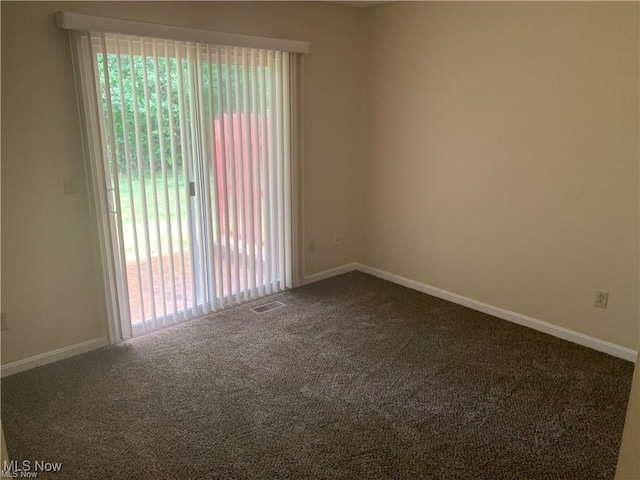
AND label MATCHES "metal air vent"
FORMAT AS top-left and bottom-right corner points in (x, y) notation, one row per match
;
(250, 301), (285, 314)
